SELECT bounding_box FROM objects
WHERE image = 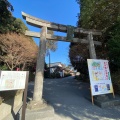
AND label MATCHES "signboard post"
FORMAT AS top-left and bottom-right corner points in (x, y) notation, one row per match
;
(87, 59), (115, 104)
(0, 71), (29, 120)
